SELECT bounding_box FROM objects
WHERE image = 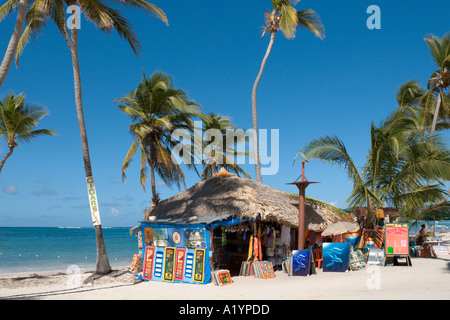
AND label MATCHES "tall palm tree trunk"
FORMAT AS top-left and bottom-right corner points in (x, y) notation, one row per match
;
(0, 145), (15, 174)
(251, 32), (276, 183)
(0, 0), (28, 88)
(148, 143), (159, 205)
(430, 89), (442, 137)
(70, 26), (111, 275)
